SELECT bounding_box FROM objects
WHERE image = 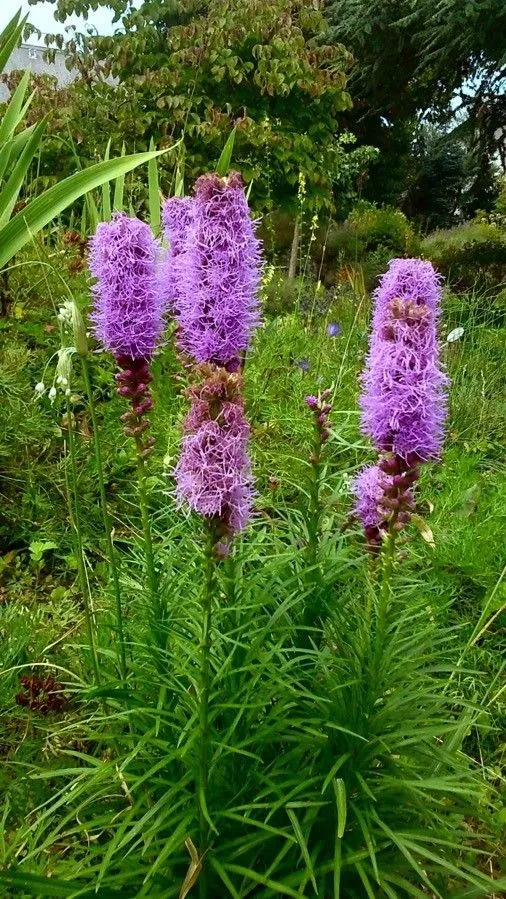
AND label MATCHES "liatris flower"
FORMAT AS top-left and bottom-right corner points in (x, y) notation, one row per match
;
(305, 390), (332, 448)
(161, 196), (195, 313)
(175, 366), (253, 553)
(352, 461), (415, 549)
(170, 172), (262, 369)
(89, 213), (164, 362)
(360, 258), (447, 464)
(89, 213), (165, 455)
